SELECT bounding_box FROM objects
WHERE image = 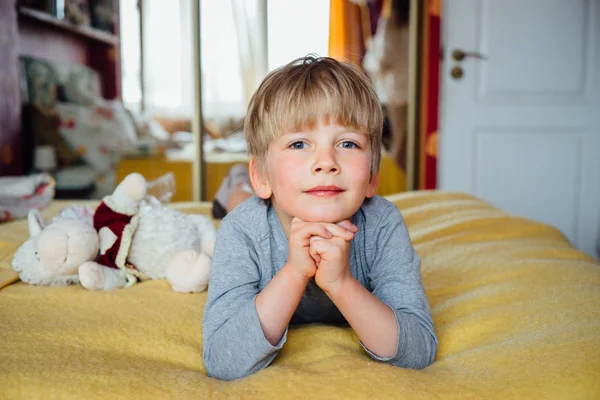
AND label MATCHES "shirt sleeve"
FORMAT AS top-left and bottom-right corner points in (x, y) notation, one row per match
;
(362, 208), (438, 369)
(202, 218), (287, 381)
